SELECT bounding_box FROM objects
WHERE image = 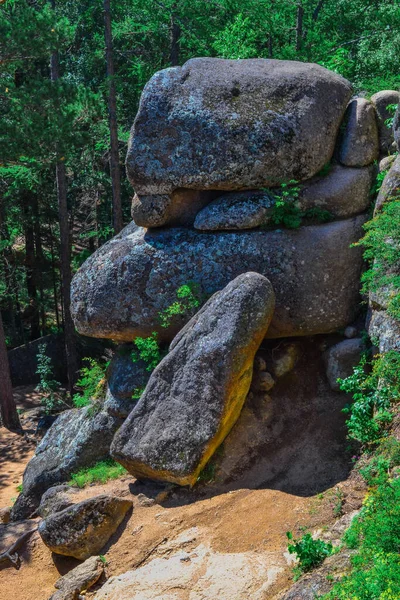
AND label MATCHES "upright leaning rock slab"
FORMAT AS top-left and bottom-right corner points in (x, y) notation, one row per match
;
(127, 58), (352, 195)
(111, 273), (275, 486)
